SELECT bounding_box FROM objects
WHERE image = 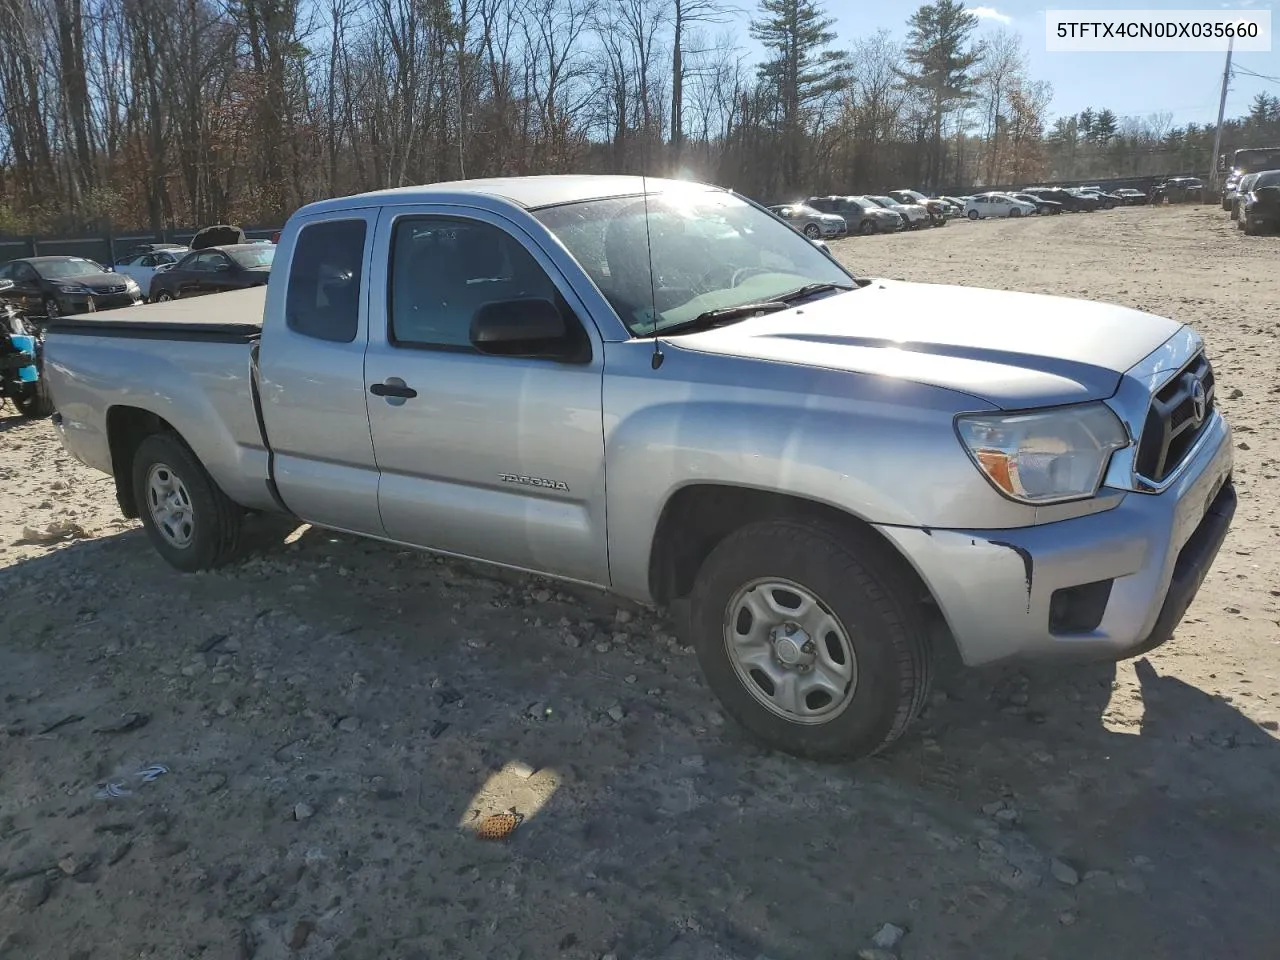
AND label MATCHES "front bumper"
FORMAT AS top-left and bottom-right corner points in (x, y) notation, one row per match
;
(877, 410), (1235, 666)
(58, 292), (143, 314)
